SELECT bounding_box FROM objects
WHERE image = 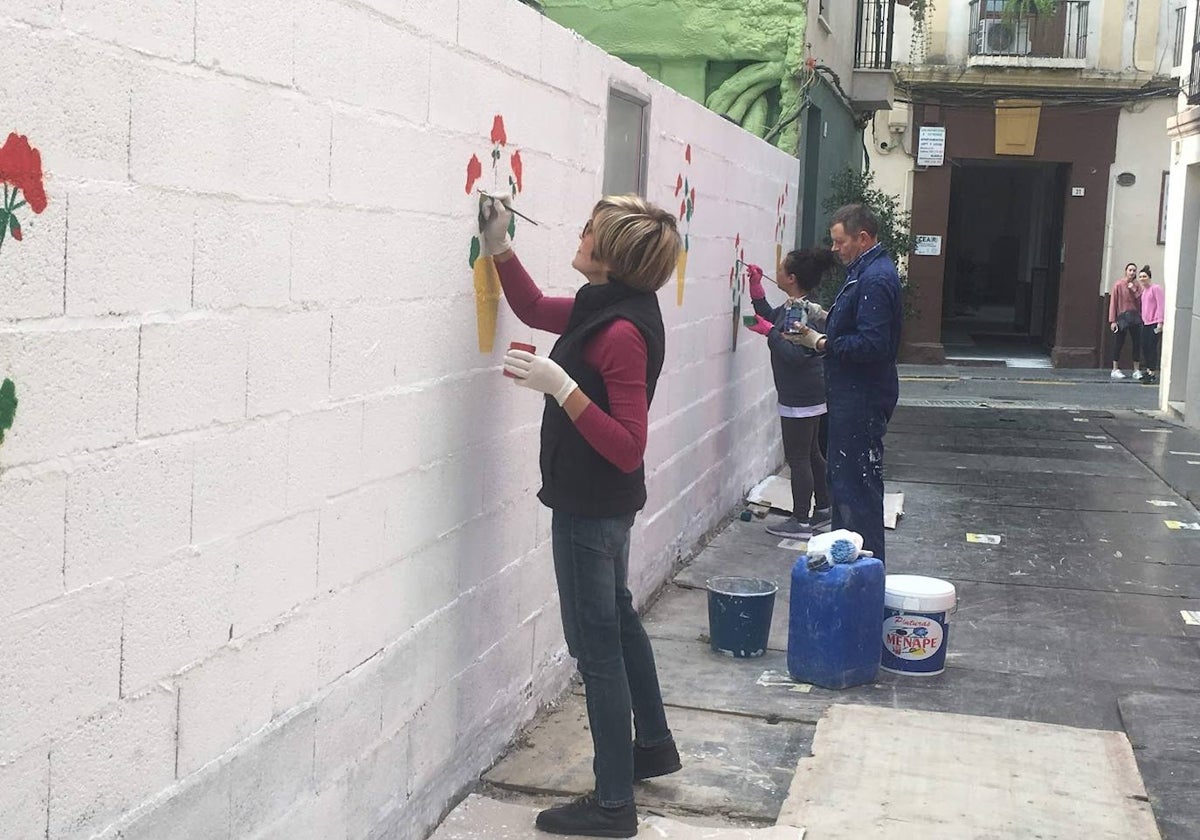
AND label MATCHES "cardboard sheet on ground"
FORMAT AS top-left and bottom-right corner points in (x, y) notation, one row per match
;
(884, 492), (904, 529)
(747, 475), (794, 512)
(776, 705), (1159, 839)
(747, 473), (906, 530)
